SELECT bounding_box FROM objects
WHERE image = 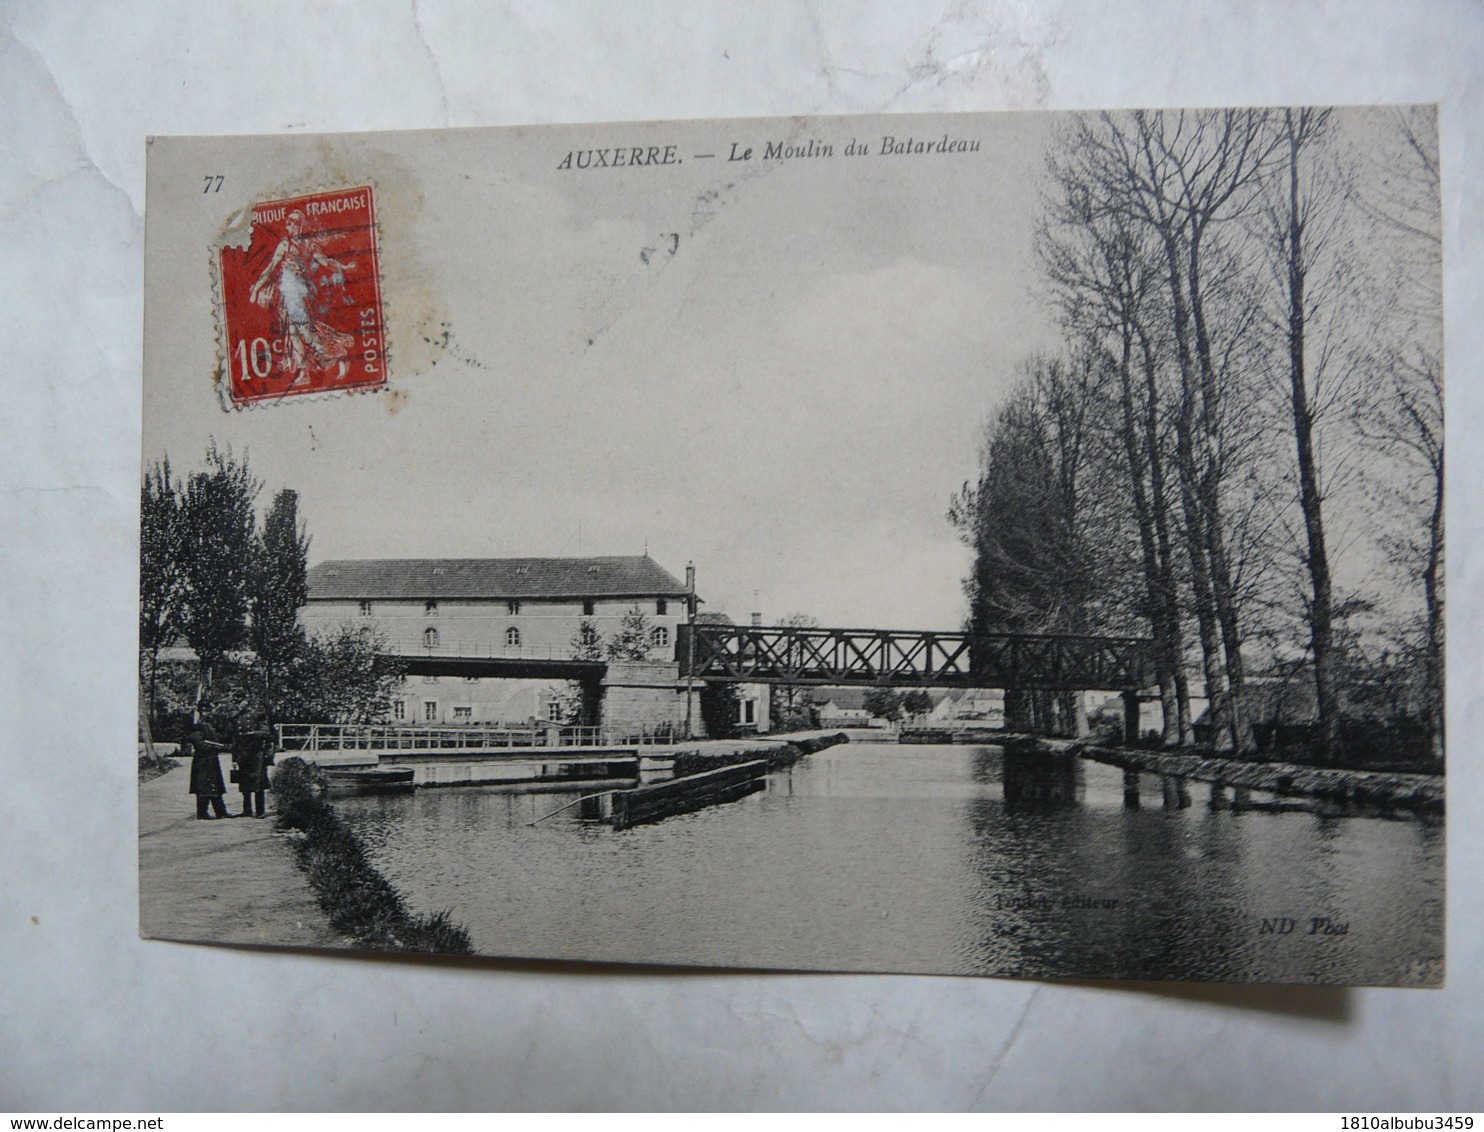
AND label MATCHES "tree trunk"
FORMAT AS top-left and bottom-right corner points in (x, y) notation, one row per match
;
(138, 676), (156, 758)
(144, 643), (161, 747)
(1424, 464), (1444, 763)
(1155, 224), (1232, 751)
(1282, 119), (1340, 765)
(1135, 330), (1191, 747)
(1186, 234), (1254, 754)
